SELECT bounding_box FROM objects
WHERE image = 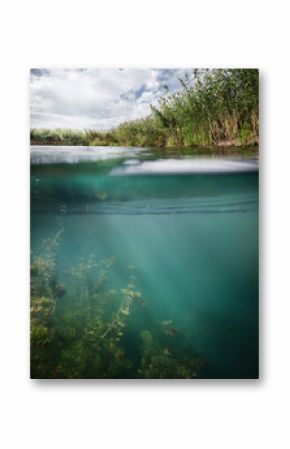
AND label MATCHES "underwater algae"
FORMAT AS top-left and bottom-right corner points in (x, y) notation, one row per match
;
(30, 229), (204, 379)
